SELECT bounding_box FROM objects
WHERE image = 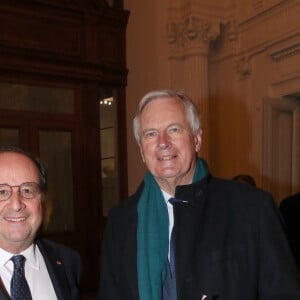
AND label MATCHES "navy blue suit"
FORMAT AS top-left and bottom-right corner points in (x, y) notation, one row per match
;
(0, 238), (81, 300)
